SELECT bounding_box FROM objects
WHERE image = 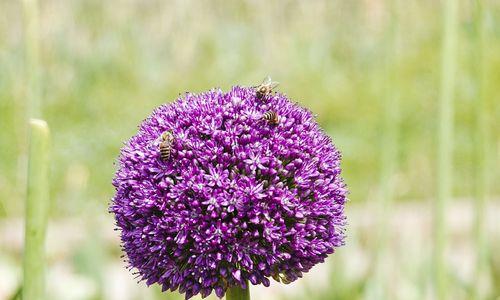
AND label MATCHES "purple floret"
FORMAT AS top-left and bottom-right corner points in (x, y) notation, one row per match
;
(110, 86), (347, 299)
